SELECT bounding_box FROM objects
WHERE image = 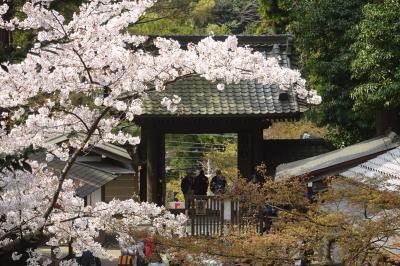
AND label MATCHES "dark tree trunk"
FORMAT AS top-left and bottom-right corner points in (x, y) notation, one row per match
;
(0, 0), (12, 49)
